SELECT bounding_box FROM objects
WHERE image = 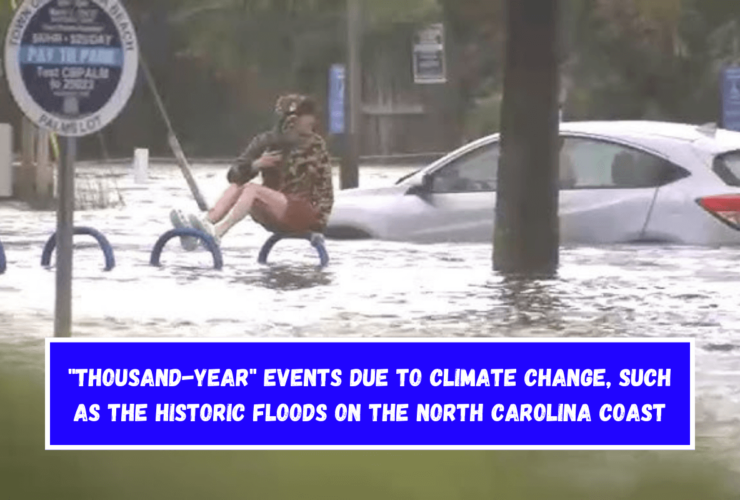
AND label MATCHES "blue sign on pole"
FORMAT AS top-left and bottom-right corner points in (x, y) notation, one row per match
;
(722, 67), (740, 132)
(329, 64), (345, 134)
